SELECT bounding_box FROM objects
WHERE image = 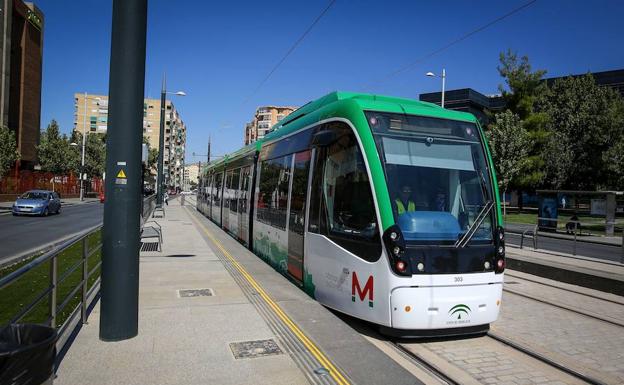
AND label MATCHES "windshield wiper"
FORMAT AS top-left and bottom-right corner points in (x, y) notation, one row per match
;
(454, 200), (494, 248)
